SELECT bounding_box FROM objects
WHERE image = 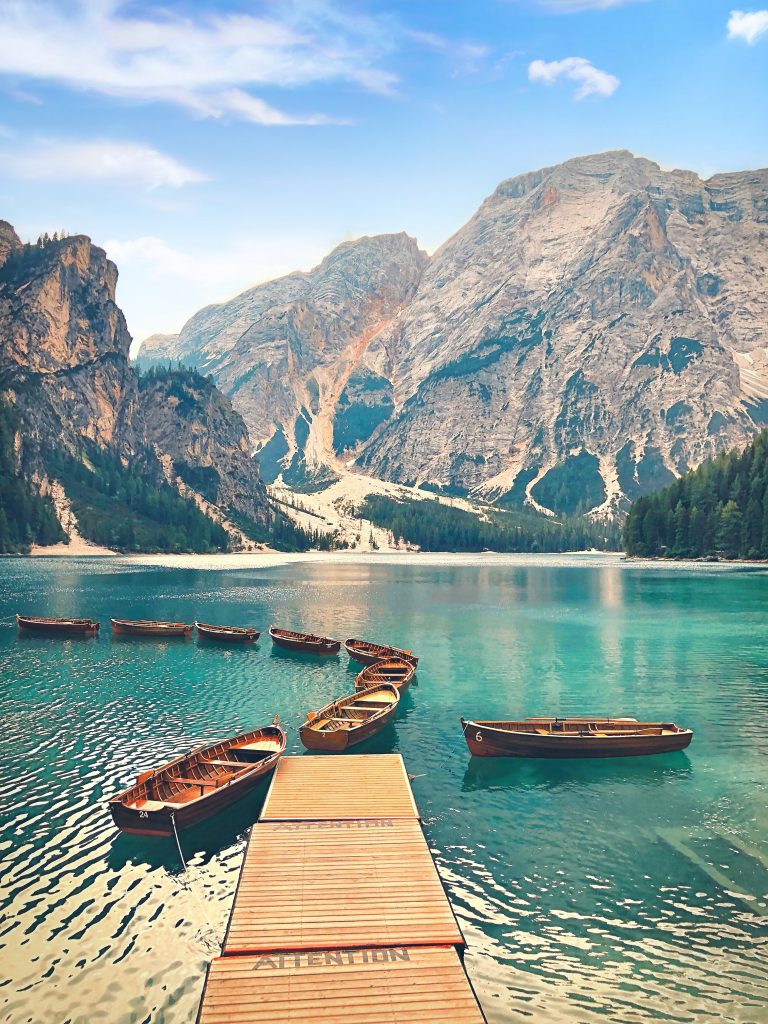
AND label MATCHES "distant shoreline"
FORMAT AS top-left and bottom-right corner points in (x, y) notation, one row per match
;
(10, 549), (767, 572)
